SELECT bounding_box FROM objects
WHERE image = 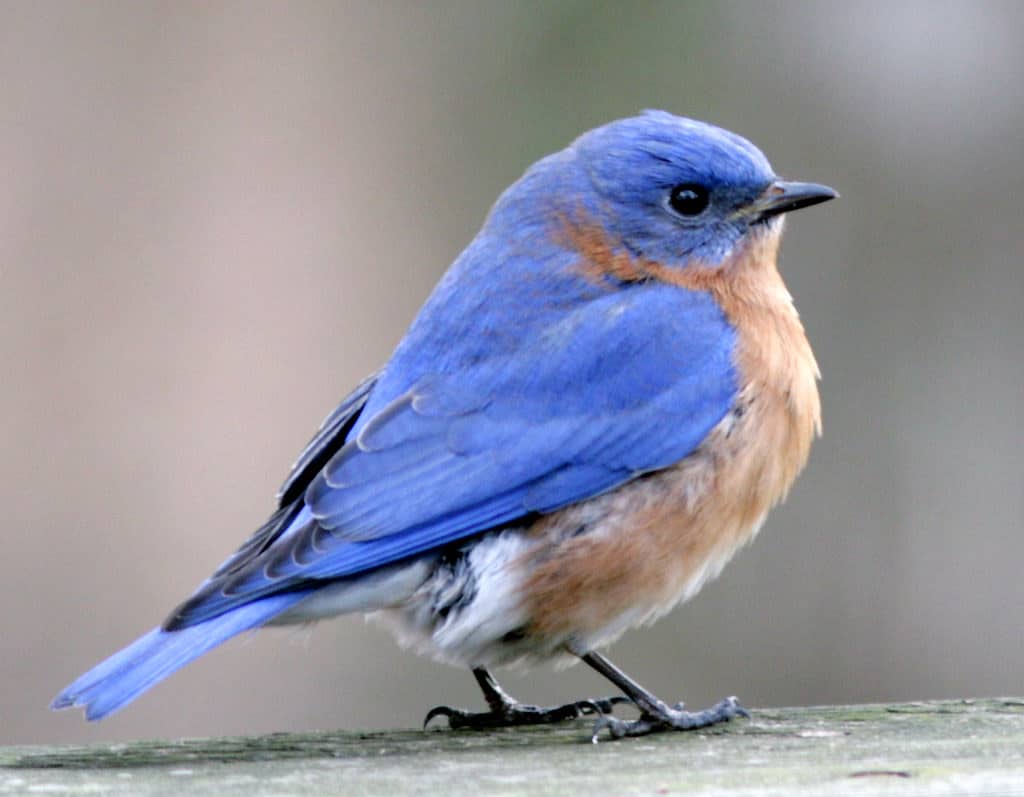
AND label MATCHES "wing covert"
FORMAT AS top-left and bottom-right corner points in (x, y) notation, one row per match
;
(276, 371), (379, 506)
(169, 284), (738, 628)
